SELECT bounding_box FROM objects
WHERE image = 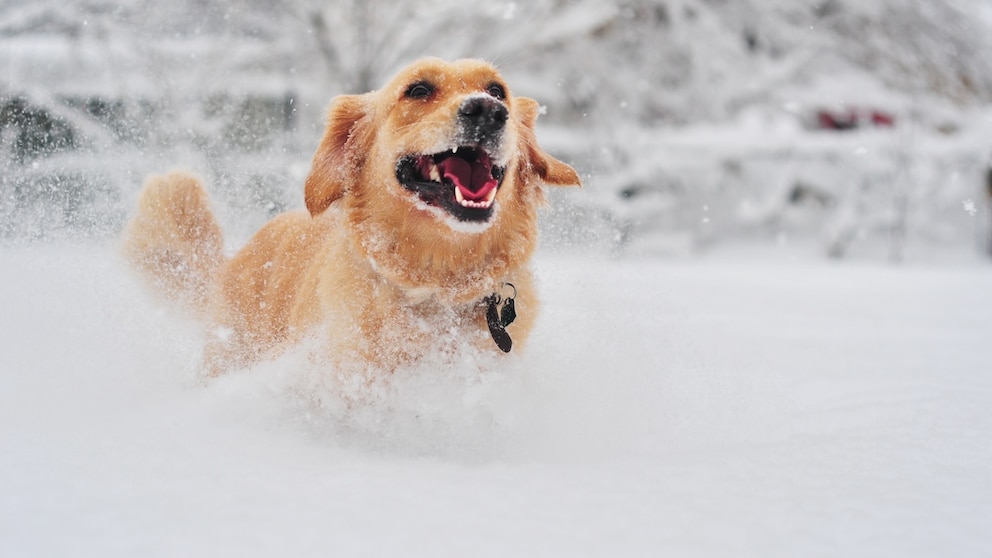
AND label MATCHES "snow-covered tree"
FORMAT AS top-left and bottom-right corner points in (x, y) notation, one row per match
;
(2, 0), (991, 256)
